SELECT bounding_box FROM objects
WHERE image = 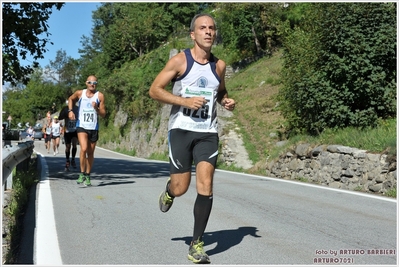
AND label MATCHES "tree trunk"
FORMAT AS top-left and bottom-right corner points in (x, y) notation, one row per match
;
(251, 25), (262, 55)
